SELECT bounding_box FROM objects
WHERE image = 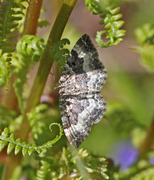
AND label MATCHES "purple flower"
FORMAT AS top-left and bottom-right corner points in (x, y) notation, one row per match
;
(109, 139), (138, 171)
